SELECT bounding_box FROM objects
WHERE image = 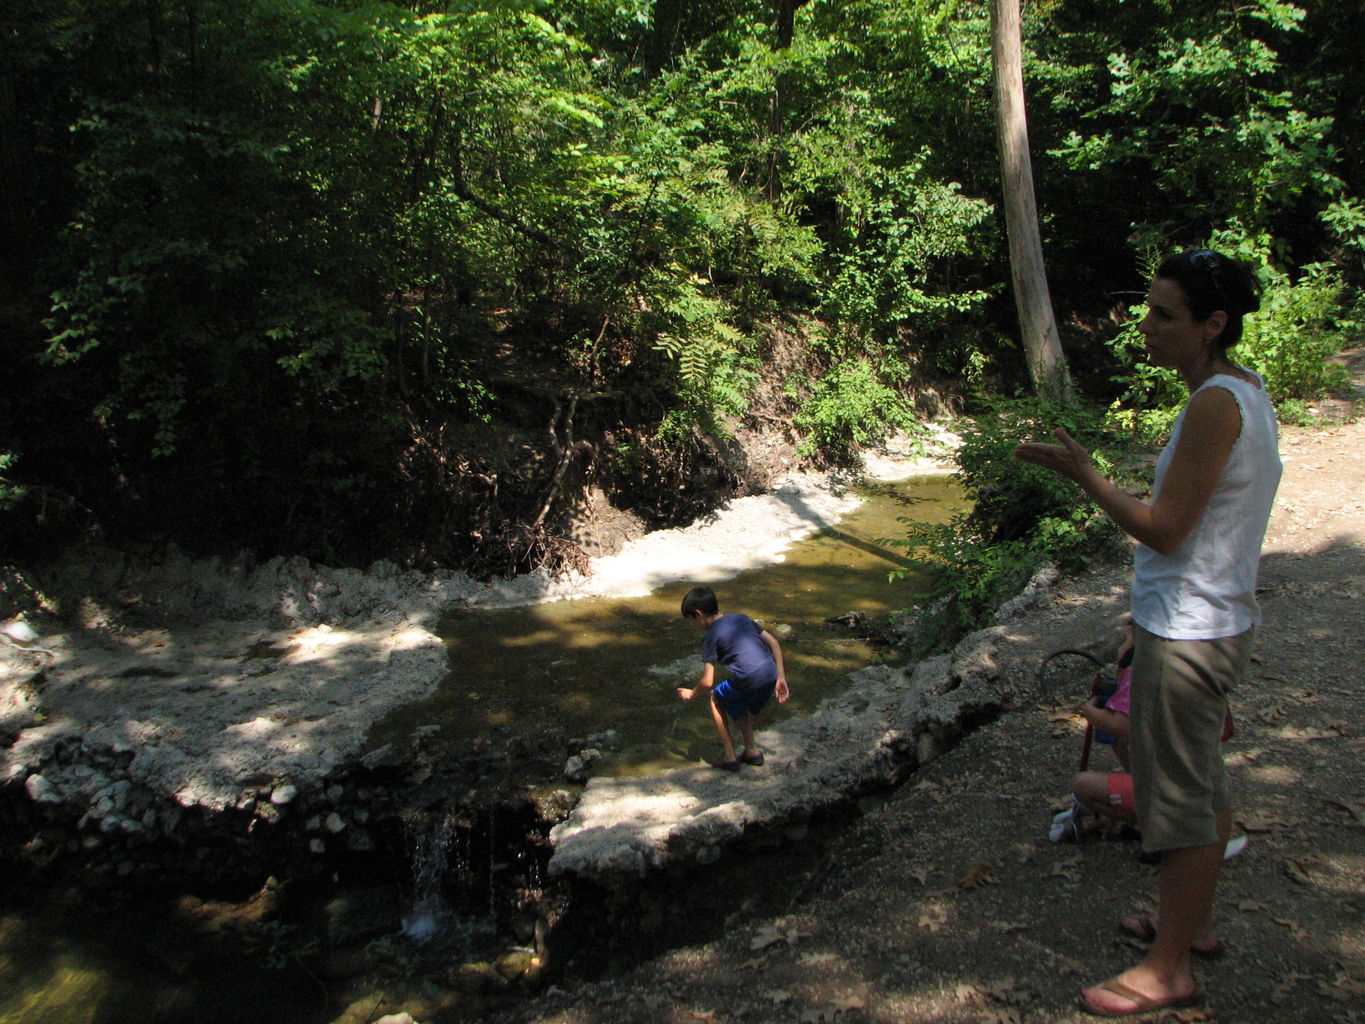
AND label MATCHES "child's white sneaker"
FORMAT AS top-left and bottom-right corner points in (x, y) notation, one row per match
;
(1048, 813), (1076, 843)
(1223, 835), (1249, 860)
(1049, 799), (1086, 843)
